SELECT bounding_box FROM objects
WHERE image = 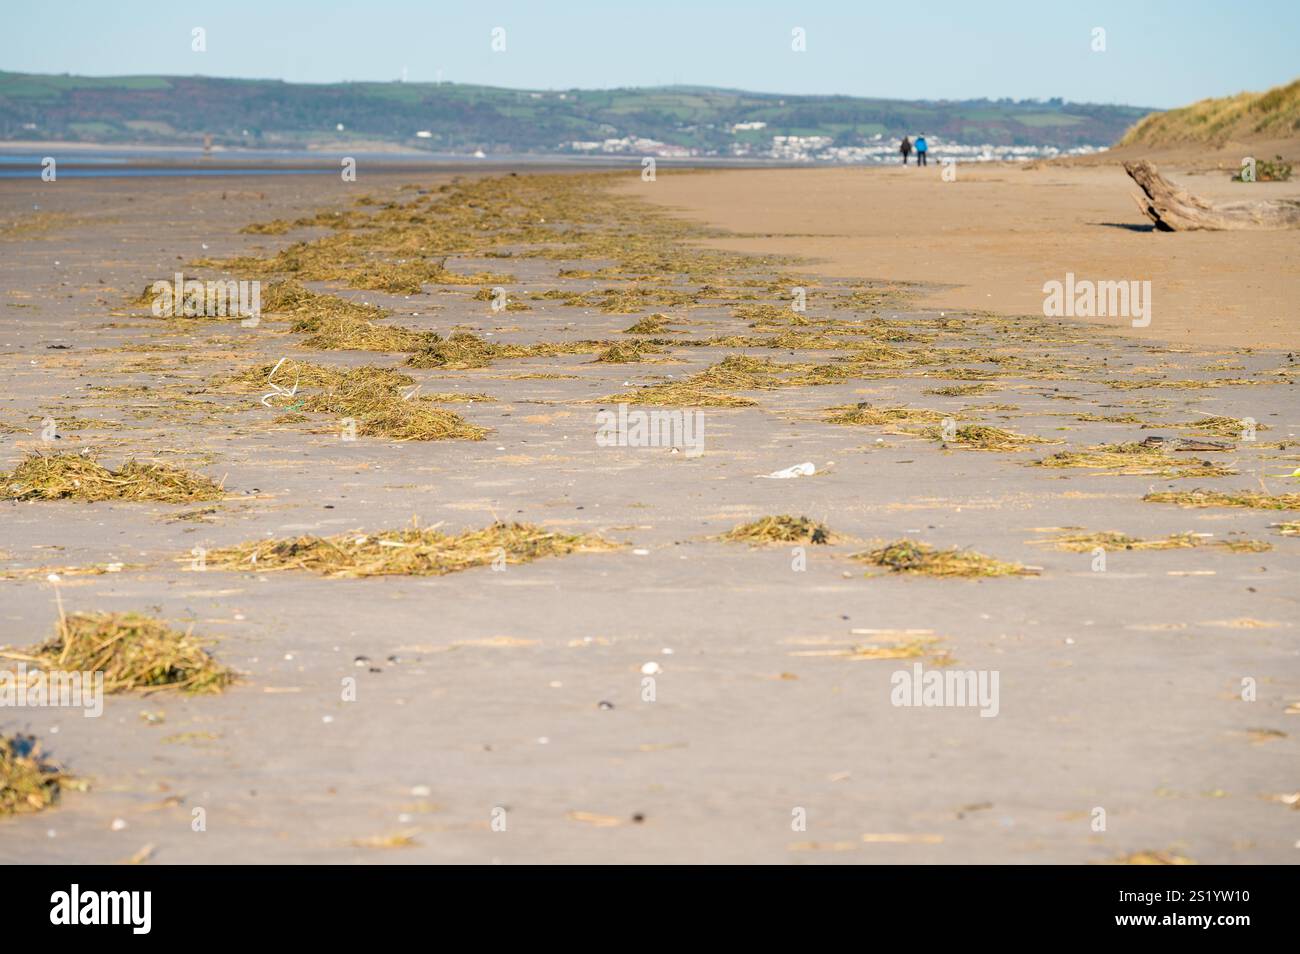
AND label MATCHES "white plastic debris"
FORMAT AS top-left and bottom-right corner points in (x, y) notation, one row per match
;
(758, 462), (816, 479)
(641, 662), (662, 675)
